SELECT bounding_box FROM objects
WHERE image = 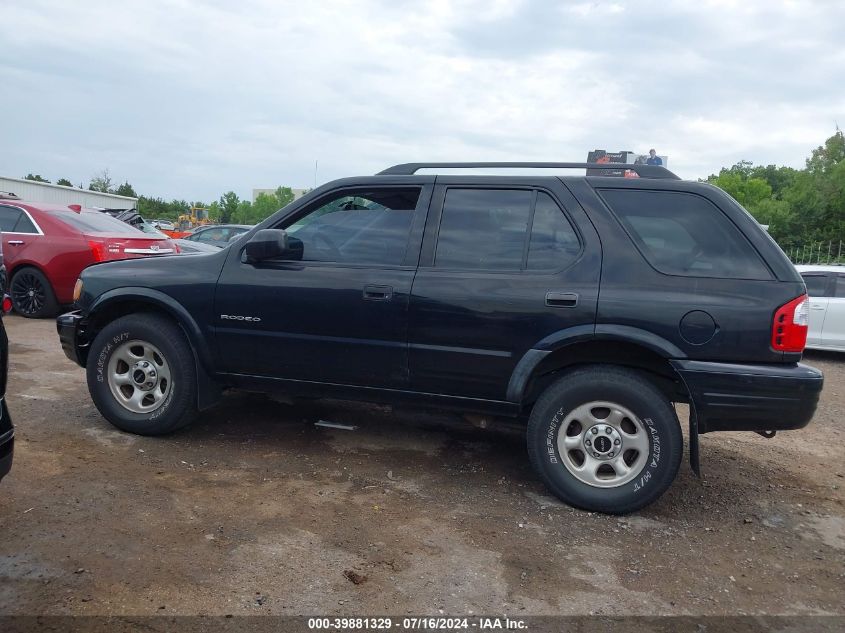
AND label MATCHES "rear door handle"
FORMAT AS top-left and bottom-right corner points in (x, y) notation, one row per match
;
(363, 285), (393, 301)
(546, 292), (579, 308)
(8, 240), (23, 245)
